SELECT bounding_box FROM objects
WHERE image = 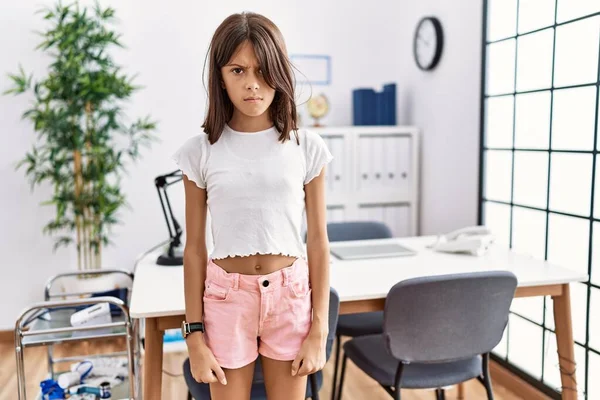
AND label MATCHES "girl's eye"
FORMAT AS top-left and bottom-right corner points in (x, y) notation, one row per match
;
(232, 68), (243, 74)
